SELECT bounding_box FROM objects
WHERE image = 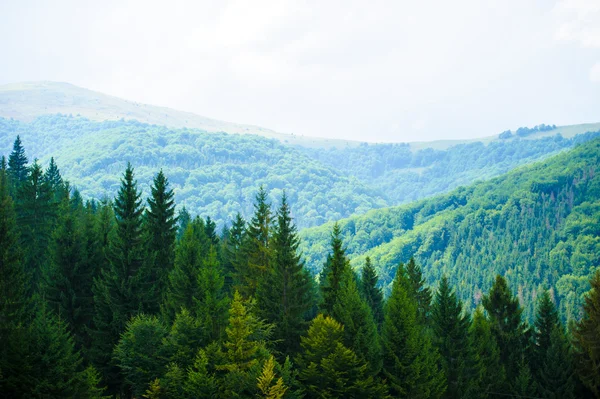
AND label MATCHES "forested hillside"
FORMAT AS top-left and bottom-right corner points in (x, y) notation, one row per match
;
(2, 139), (599, 398)
(300, 139), (600, 321)
(0, 115), (387, 228)
(2, 113), (599, 229)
